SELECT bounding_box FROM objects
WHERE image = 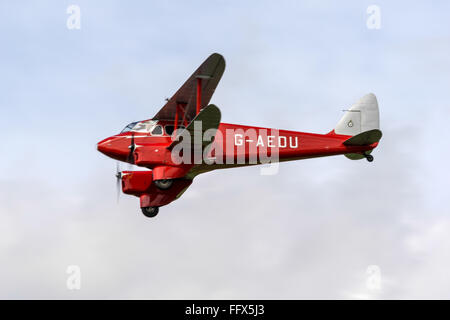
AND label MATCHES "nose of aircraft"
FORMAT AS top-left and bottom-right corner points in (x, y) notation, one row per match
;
(97, 136), (128, 161)
(97, 137), (111, 155)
